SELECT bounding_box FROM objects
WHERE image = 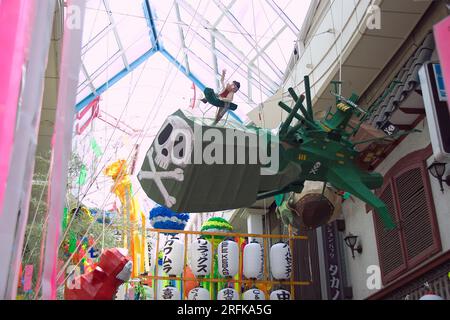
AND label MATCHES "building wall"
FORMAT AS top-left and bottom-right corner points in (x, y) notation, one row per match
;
(343, 117), (450, 299)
